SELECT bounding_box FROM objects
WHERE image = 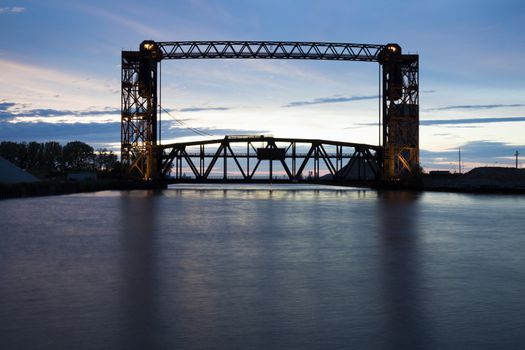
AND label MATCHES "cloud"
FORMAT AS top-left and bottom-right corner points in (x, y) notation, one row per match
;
(354, 116), (525, 128)
(16, 107), (120, 118)
(441, 125), (481, 129)
(0, 101), (263, 145)
(0, 7), (25, 14)
(283, 90), (437, 108)
(421, 140), (524, 167)
(283, 95), (378, 108)
(0, 58), (119, 108)
(0, 102), (17, 120)
(2, 100), (233, 126)
(0, 101), (121, 123)
(0, 118), (266, 147)
(178, 107), (230, 113)
(421, 116), (525, 126)
(426, 103), (525, 111)
(0, 121), (120, 143)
